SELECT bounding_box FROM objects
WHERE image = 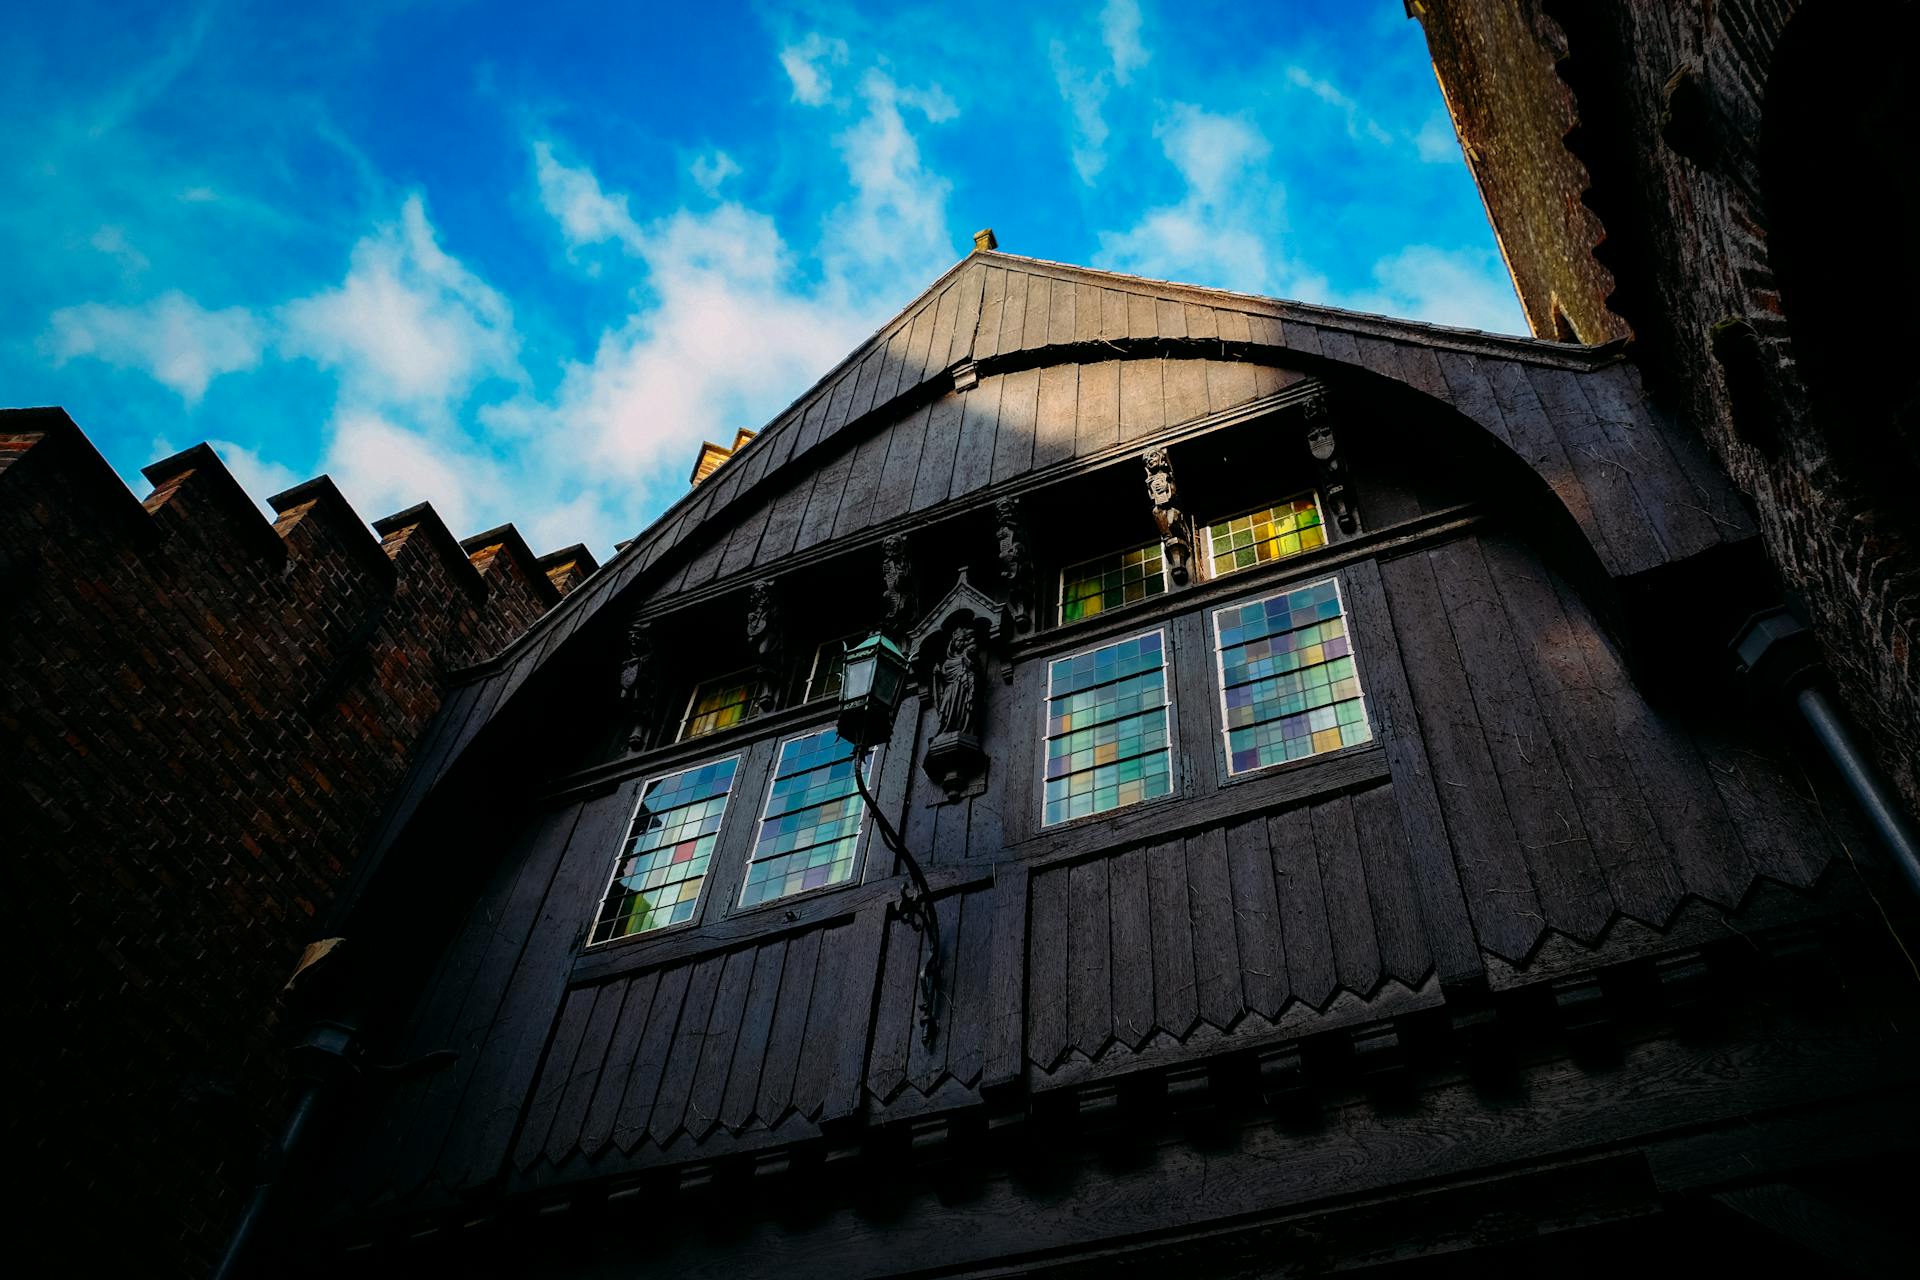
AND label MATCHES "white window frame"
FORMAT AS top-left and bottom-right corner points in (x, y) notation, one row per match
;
(1210, 575), (1372, 778)
(803, 633), (864, 703)
(587, 752), (743, 947)
(1039, 625), (1177, 828)
(737, 727), (879, 909)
